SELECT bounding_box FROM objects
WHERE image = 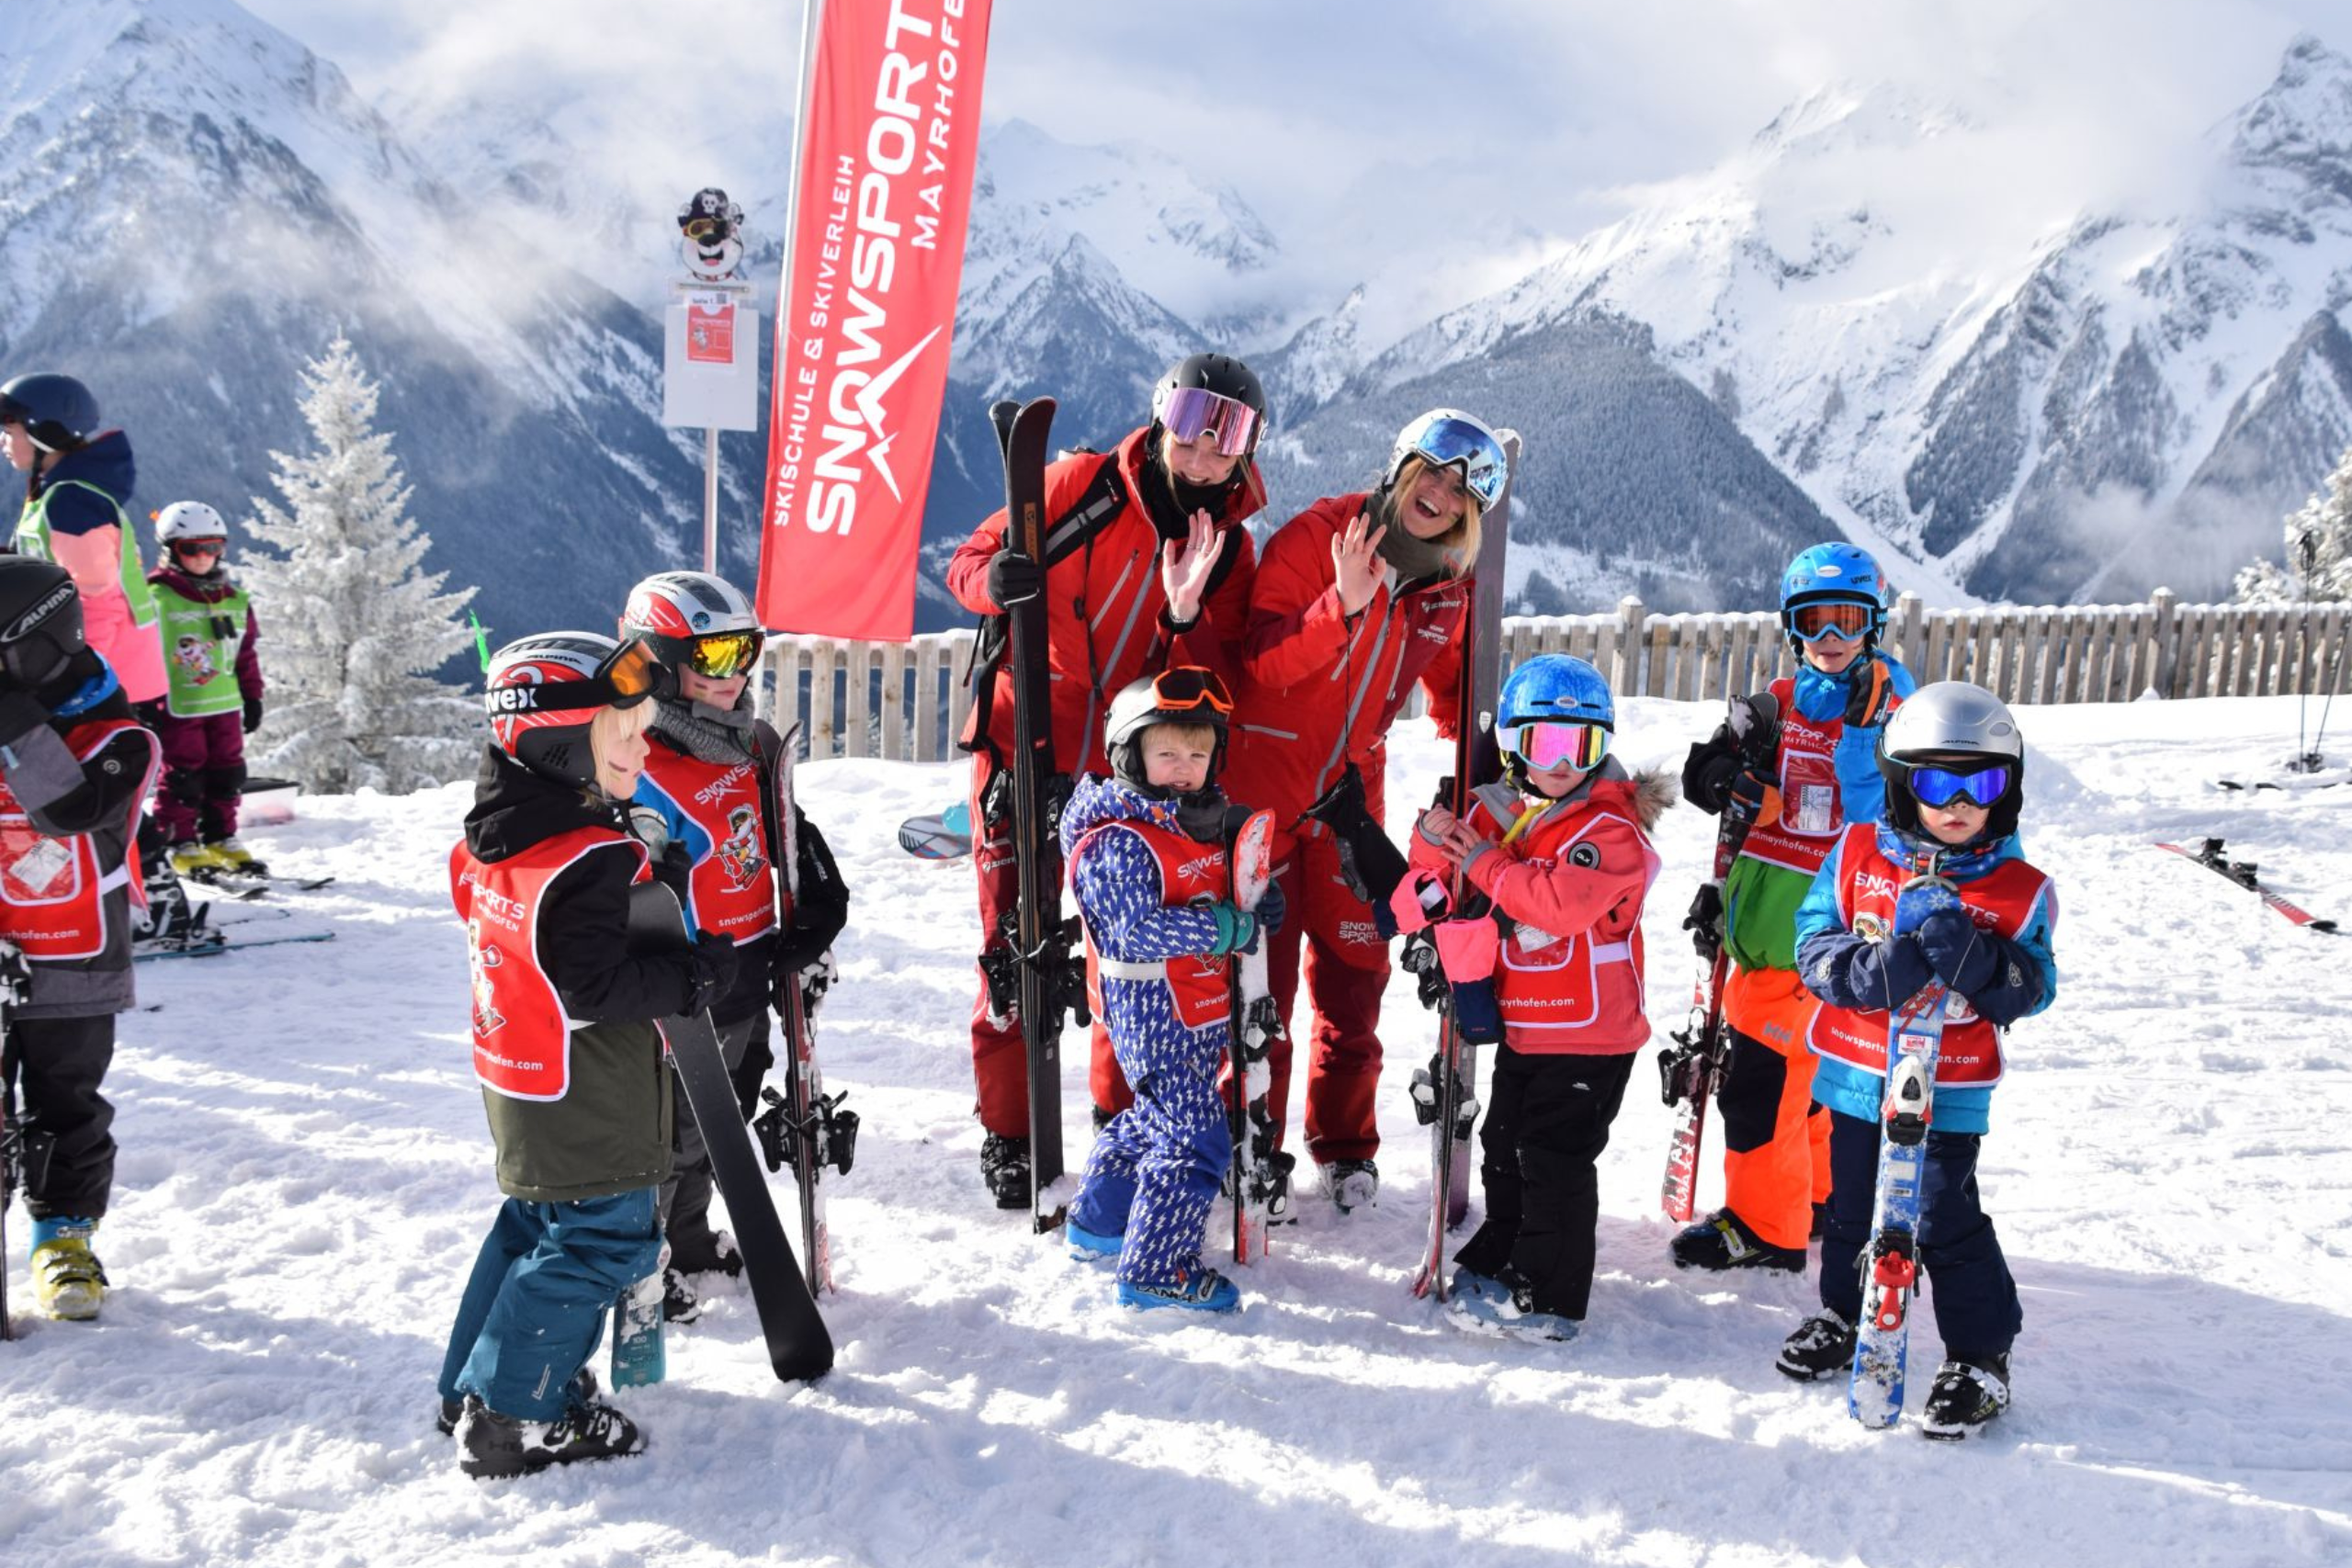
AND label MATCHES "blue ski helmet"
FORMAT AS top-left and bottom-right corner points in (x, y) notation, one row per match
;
(1780, 542), (1889, 645)
(1498, 654), (1613, 729)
